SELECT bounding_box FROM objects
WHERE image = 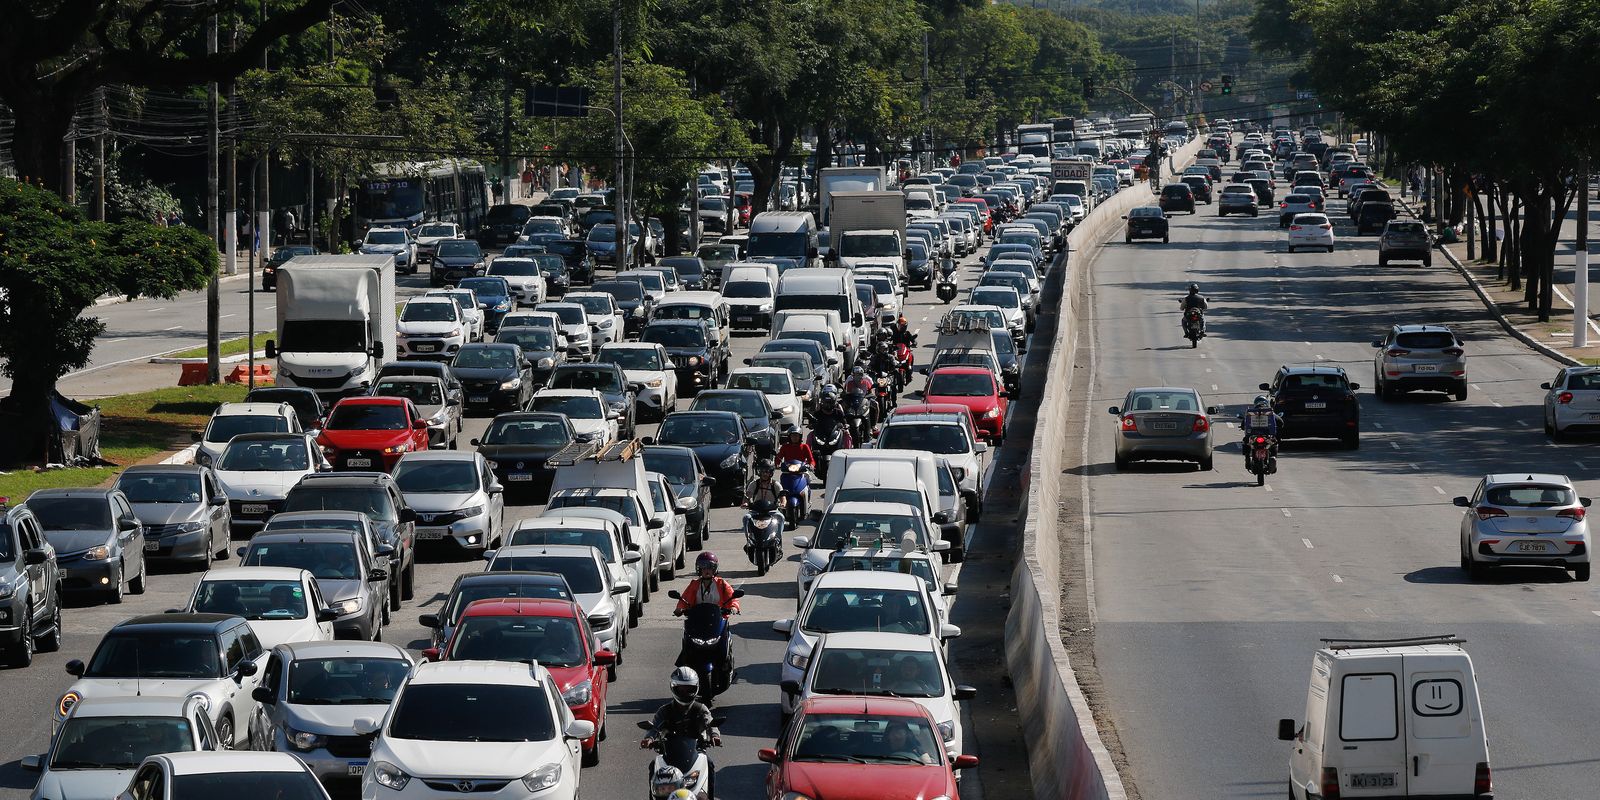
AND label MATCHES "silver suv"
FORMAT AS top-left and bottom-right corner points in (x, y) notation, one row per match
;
(1371, 324), (1467, 401)
(1379, 219), (1433, 266)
